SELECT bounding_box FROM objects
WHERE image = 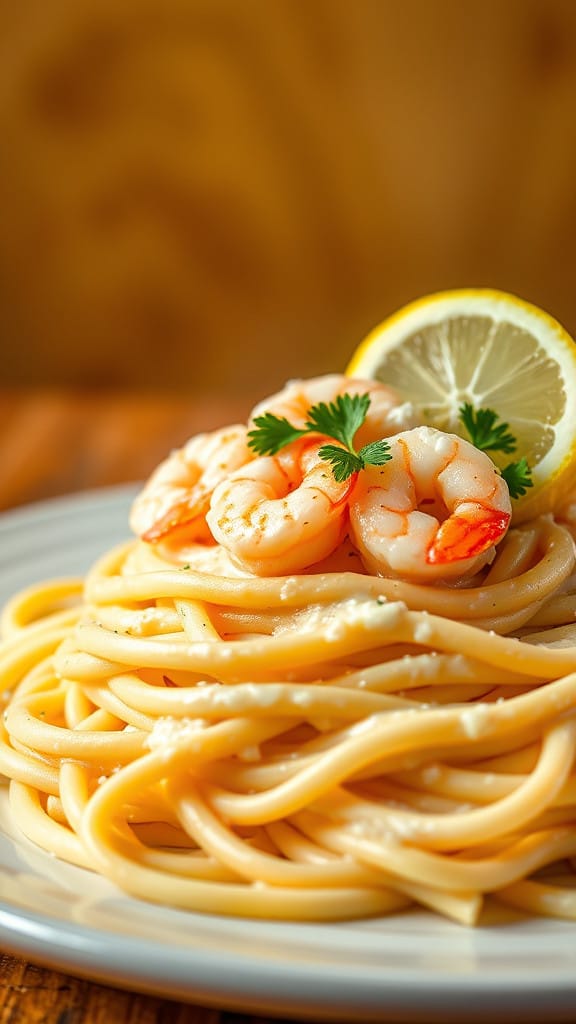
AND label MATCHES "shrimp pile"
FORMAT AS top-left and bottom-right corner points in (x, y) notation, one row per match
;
(130, 375), (512, 582)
